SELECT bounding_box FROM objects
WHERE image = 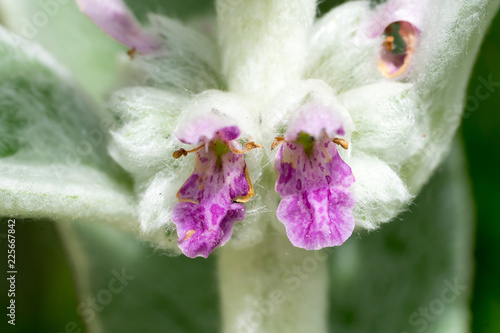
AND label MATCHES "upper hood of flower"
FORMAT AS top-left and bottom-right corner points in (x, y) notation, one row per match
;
(284, 104), (345, 141)
(175, 115), (240, 145)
